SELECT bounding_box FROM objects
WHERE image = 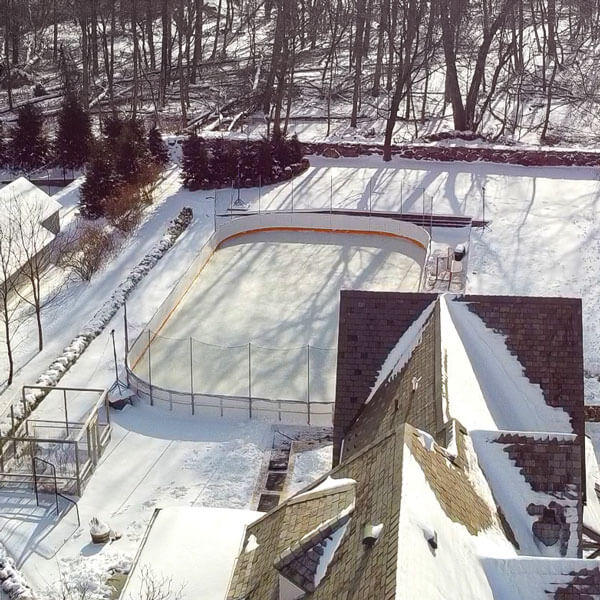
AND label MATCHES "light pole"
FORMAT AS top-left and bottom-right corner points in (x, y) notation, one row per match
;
(482, 185), (486, 229)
